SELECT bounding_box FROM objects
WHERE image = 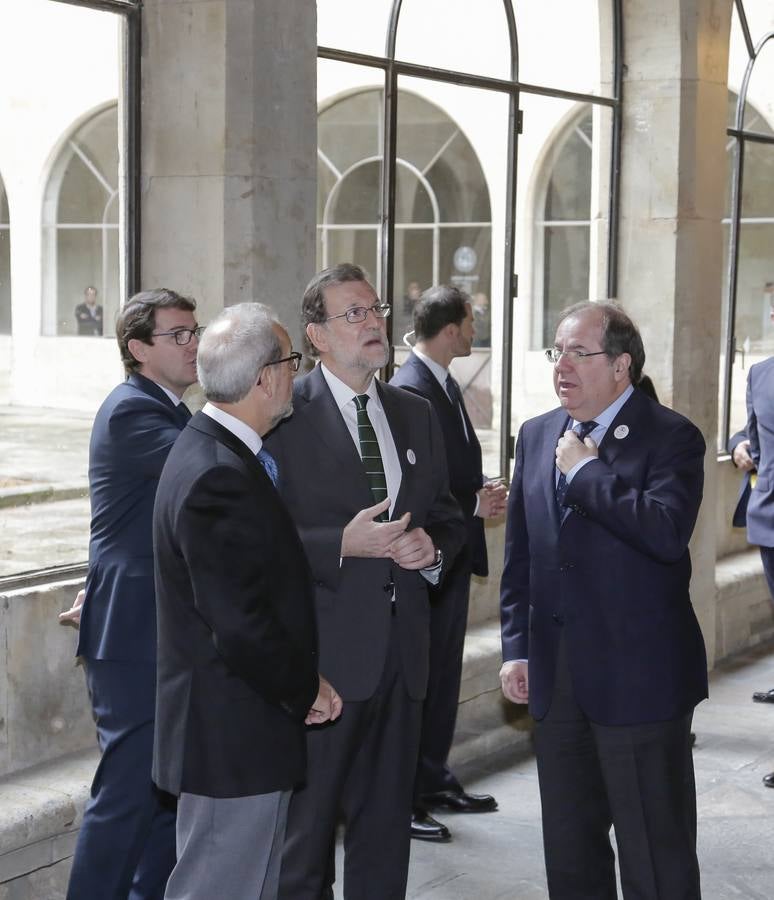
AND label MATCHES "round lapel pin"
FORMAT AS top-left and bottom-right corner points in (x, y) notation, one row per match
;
(407, 449), (416, 465)
(614, 425), (629, 439)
